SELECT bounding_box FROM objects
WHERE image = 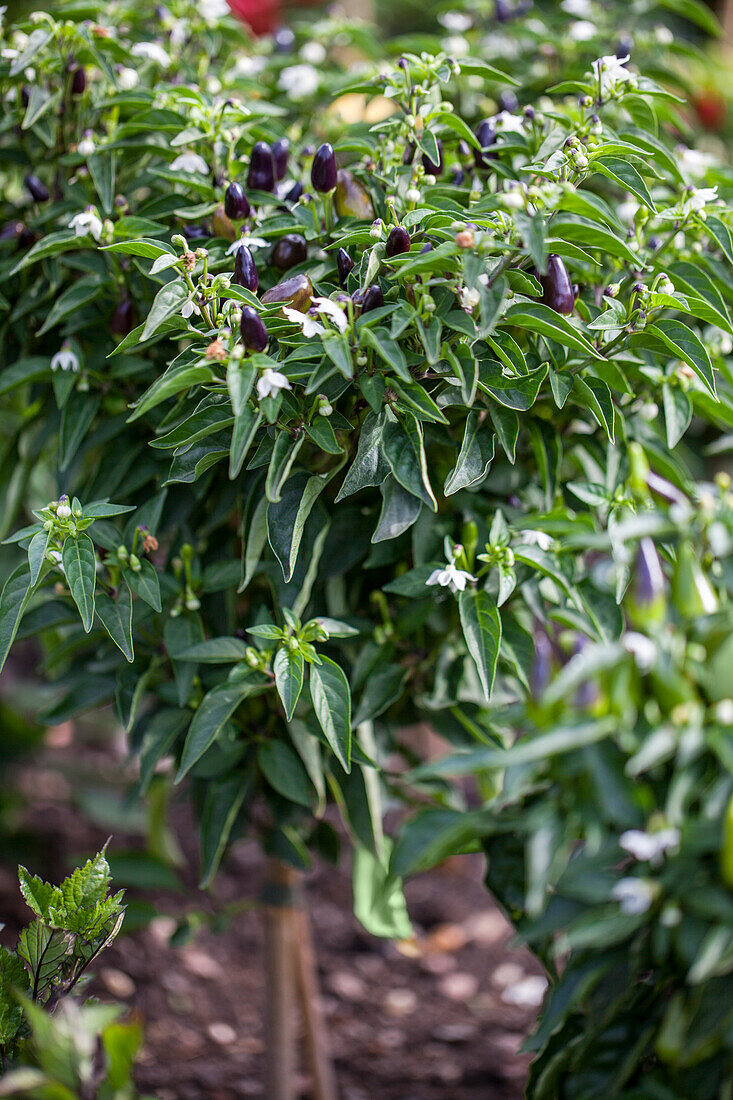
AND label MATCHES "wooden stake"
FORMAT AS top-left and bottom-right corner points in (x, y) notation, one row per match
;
(293, 903), (338, 1100)
(262, 859), (298, 1100)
